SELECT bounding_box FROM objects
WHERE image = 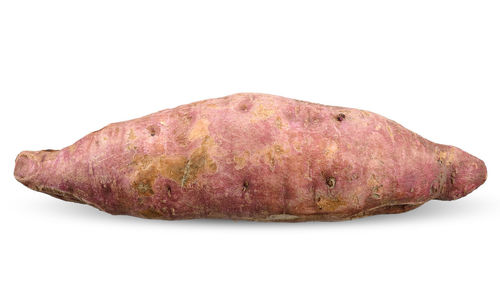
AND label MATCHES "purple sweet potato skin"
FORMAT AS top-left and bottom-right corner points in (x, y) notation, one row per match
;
(14, 93), (487, 221)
